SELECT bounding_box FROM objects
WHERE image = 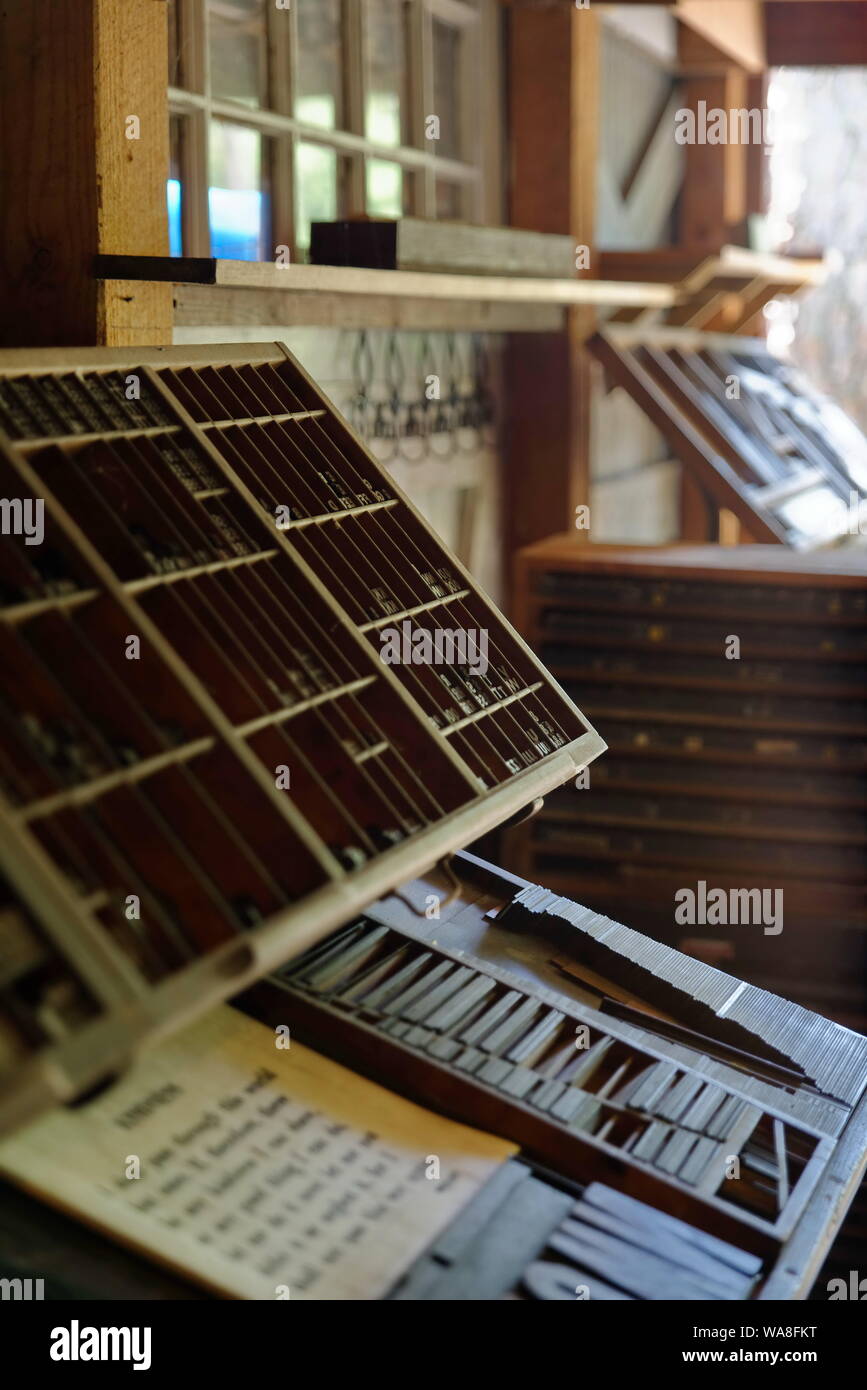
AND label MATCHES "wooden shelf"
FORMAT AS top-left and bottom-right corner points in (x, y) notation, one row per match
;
(599, 245), (826, 333)
(94, 254), (677, 334)
(599, 246), (826, 290)
(94, 249), (824, 335)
